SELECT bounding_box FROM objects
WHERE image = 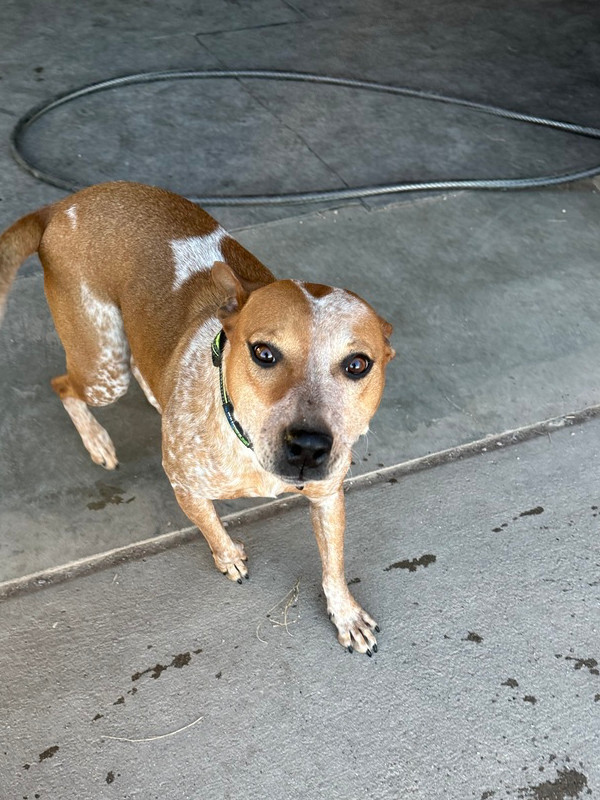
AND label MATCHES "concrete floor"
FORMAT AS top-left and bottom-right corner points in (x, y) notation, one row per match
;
(1, 0), (600, 798)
